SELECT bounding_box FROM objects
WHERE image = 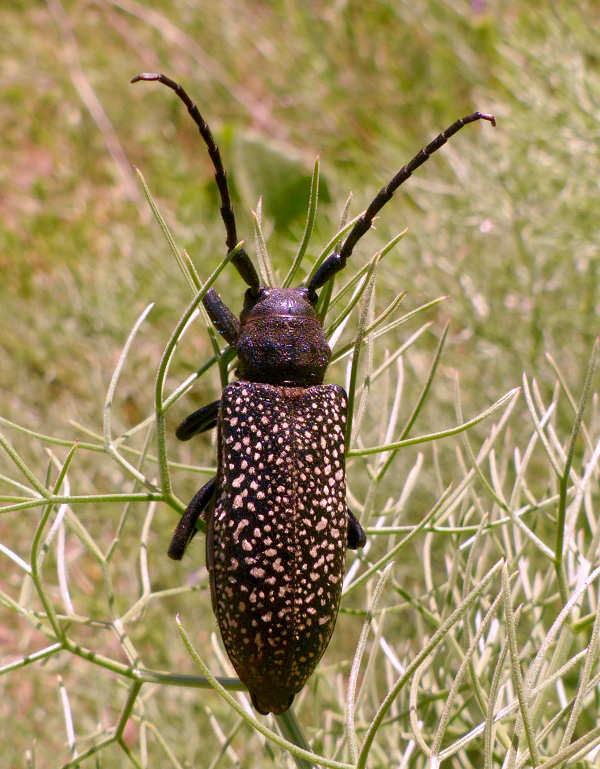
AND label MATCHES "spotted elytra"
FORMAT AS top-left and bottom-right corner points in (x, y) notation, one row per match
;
(132, 72), (495, 715)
